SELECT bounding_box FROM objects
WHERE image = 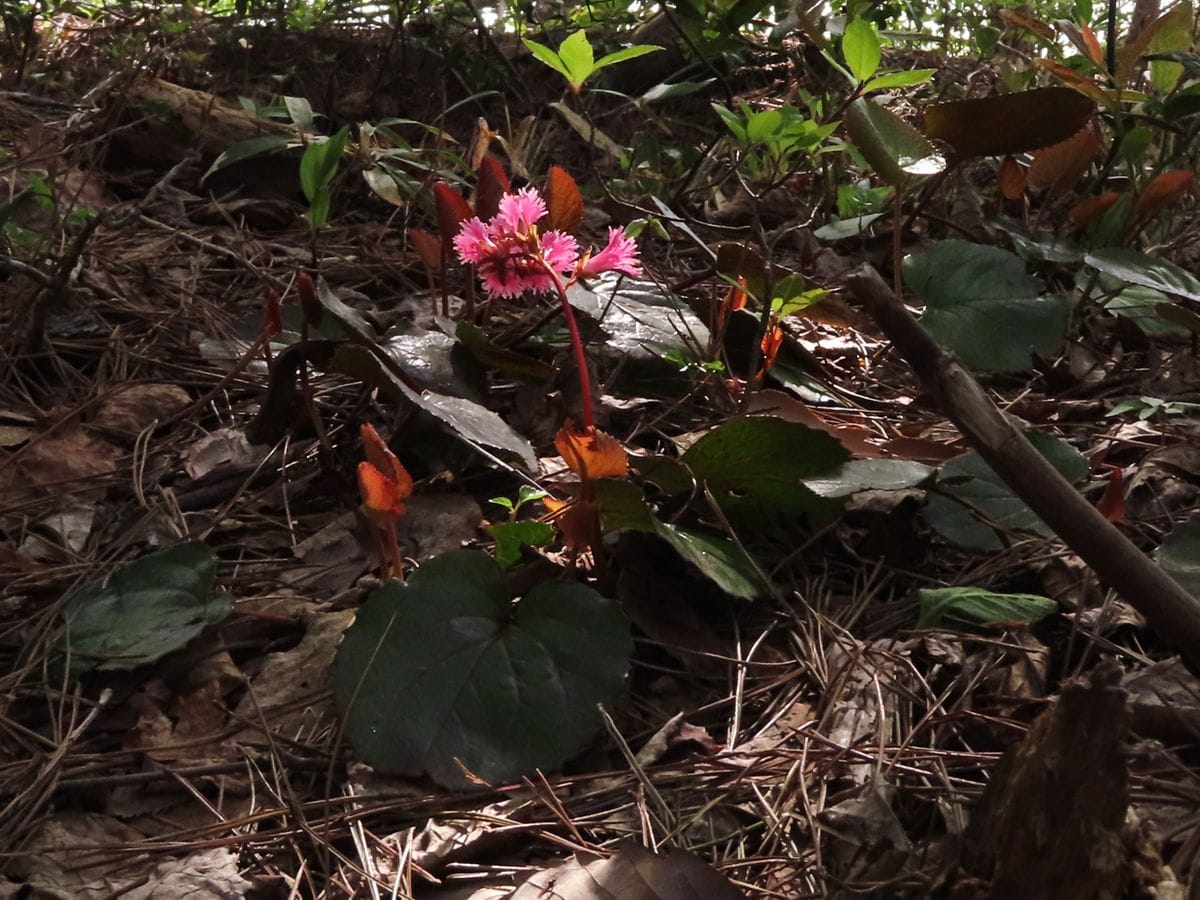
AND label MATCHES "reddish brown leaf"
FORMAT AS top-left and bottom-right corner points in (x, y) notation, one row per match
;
(1096, 466), (1126, 524)
(434, 182), (473, 244)
(1081, 22), (1105, 66)
(998, 7), (1056, 40)
(358, 462), (409, 527)
(1027, 129), (1102, 196)
(474, 155), (511, 221)
(1134, 170), (1196, 222)
(1034, 59), (1118, 106)
(263, 288), (283, 338)
(360, 423), (412, 495)
(1069, 191), (1122, 224)
(544, 165), (584, 234)
(547, 496), (603, 554)
(408, 227), (444, 272)
(998, 155), (1028, 200)
(759, 325), (783, 378)
(921, 87), (1096, 158)
(555, 421), (629, 480)
(295, 270), (322, 327)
